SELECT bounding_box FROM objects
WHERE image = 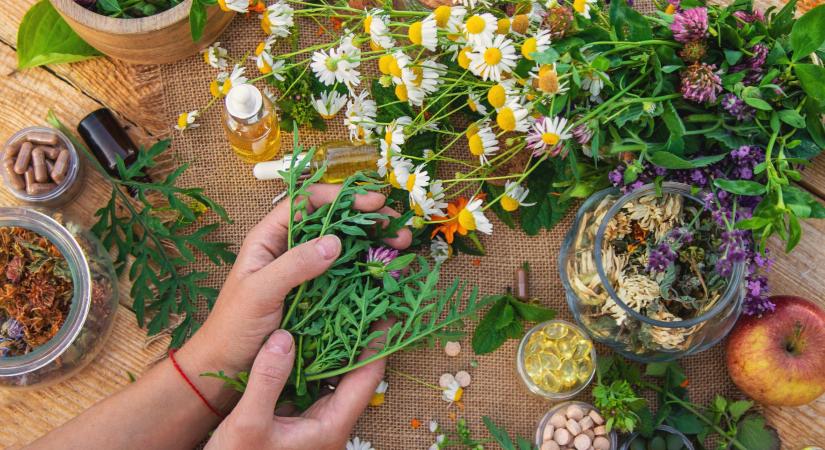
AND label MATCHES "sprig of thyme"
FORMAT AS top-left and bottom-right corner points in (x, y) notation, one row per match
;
(47, 111), (235, 347)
